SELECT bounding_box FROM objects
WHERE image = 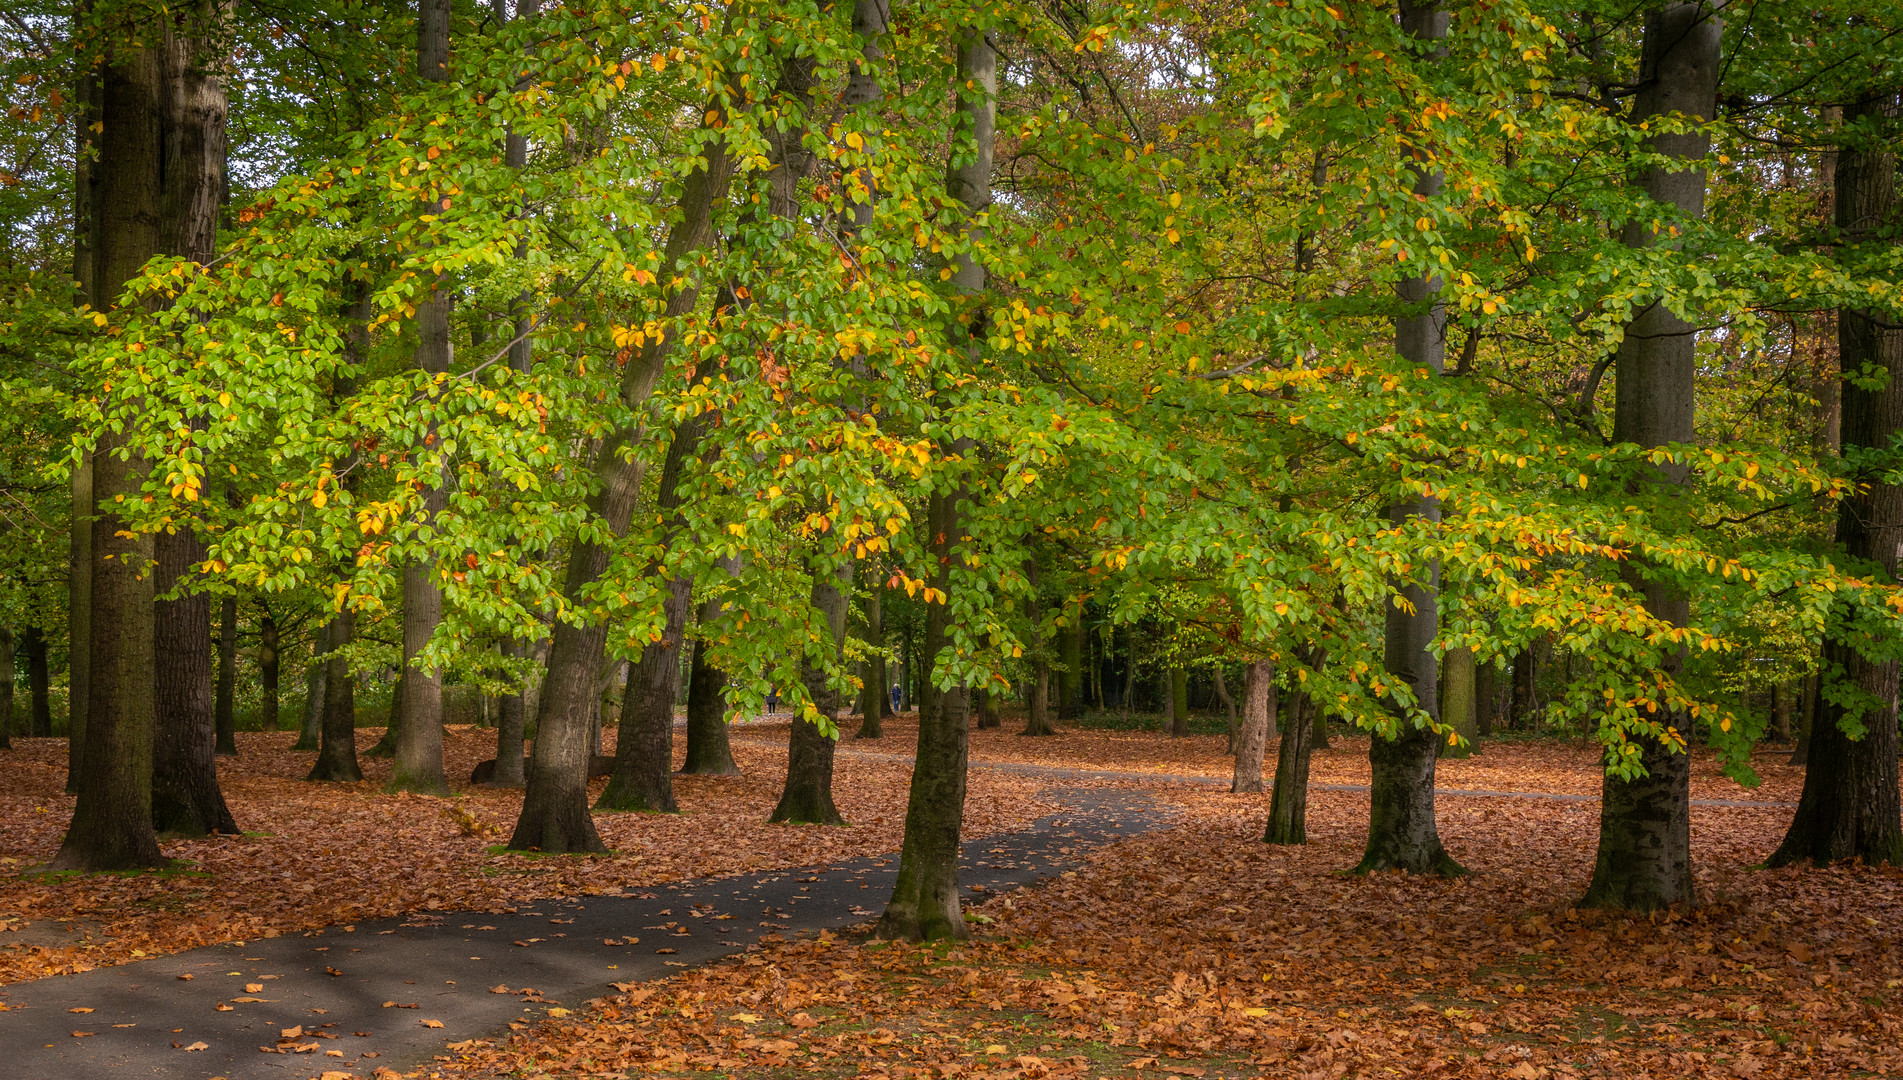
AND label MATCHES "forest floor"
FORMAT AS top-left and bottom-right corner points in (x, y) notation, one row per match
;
(4, 720), (1900, 1080)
